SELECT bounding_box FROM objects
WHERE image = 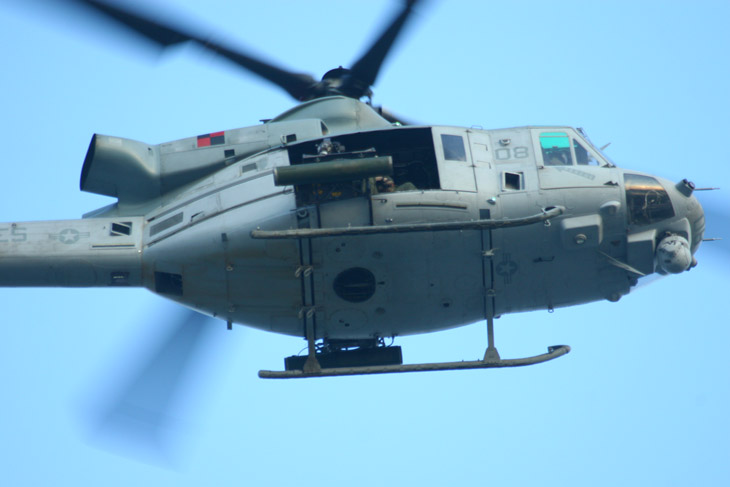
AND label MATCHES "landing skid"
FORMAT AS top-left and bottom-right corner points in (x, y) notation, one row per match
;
(259, 315), (570, 379)
(258, 345), (570, 379)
